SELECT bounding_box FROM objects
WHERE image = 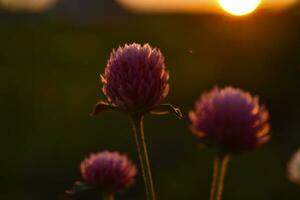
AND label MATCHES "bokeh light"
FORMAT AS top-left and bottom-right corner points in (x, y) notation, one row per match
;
(116, 0), (297, 14)
(218, 0), (261, 16)
(0, 0), (57, 12)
